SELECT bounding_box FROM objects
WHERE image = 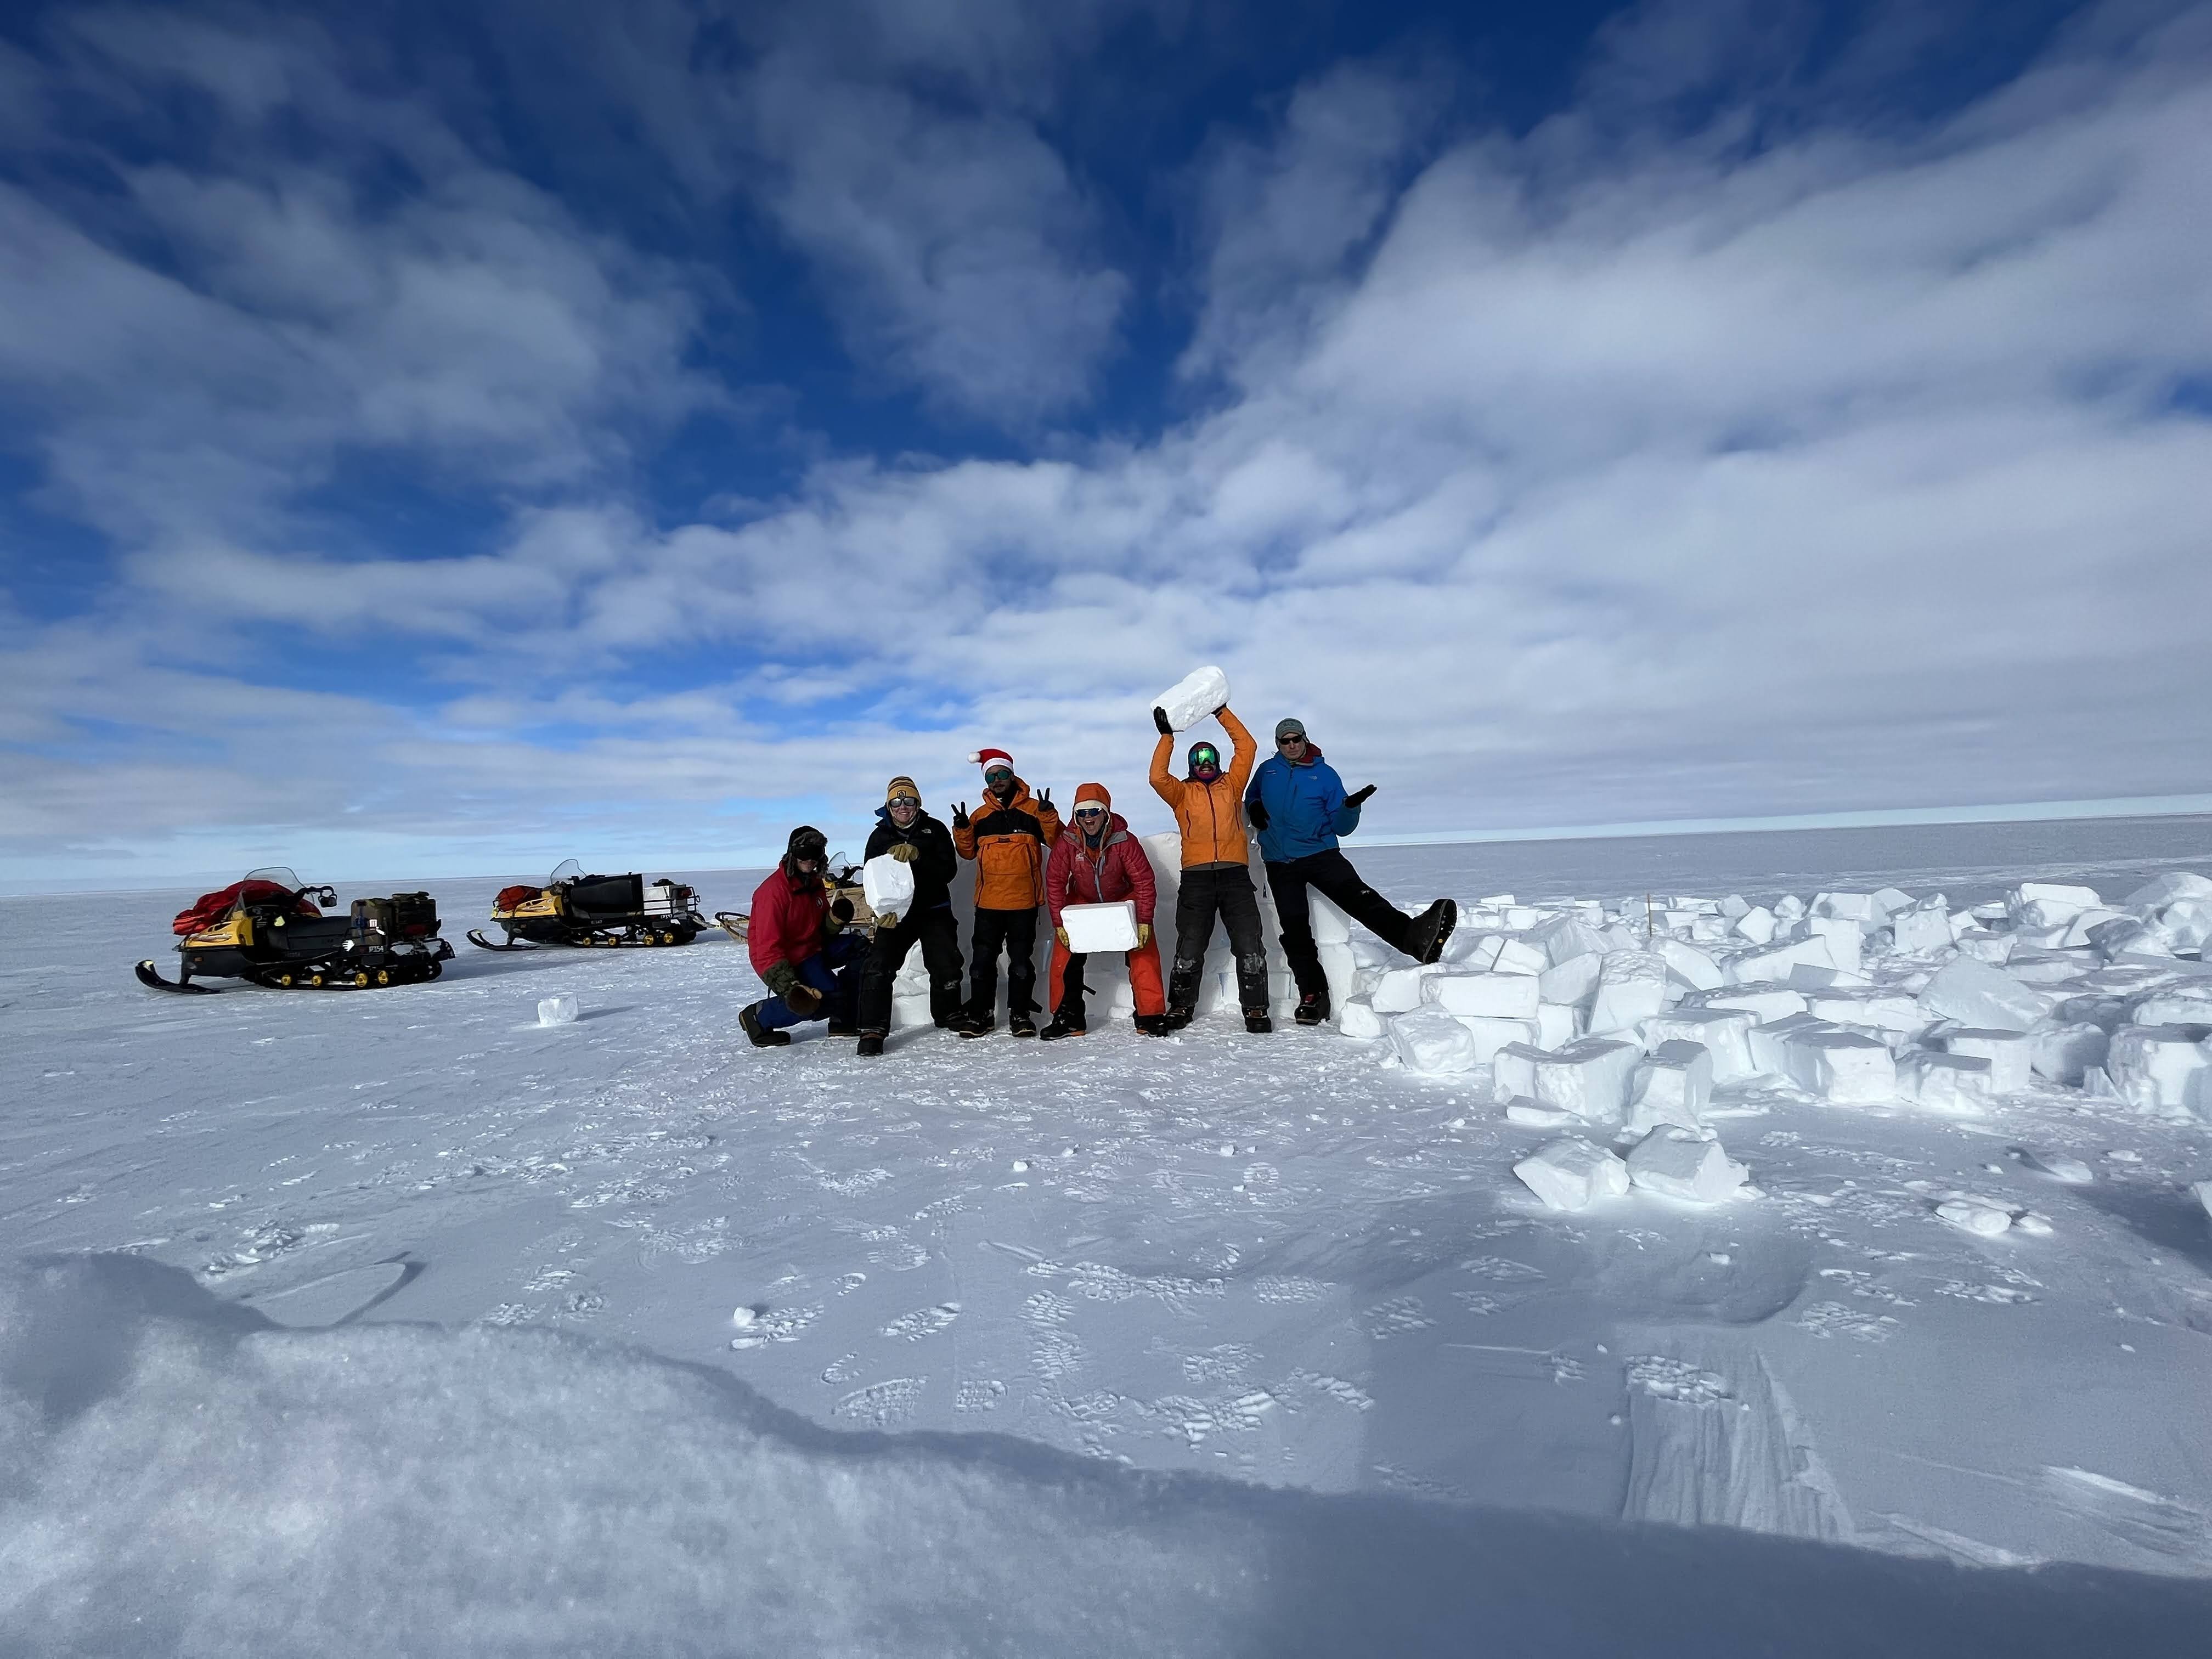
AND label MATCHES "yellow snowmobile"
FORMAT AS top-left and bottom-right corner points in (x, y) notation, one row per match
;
(469, 859), (707, 951)
(136, 867), (454, 994)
